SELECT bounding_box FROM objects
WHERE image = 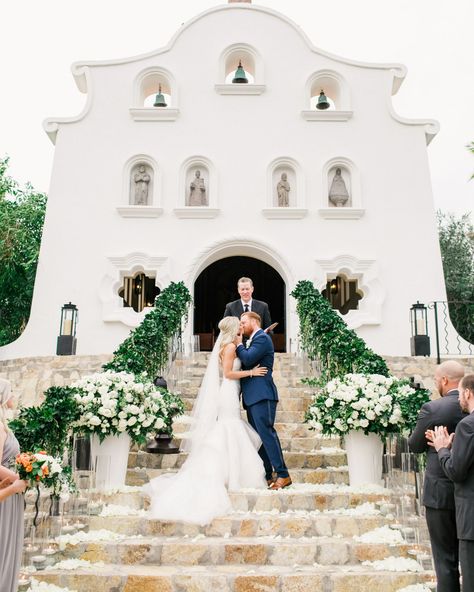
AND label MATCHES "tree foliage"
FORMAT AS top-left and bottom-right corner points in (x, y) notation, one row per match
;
(0, 157), (47, 346)
(437, 211), (474, 343)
